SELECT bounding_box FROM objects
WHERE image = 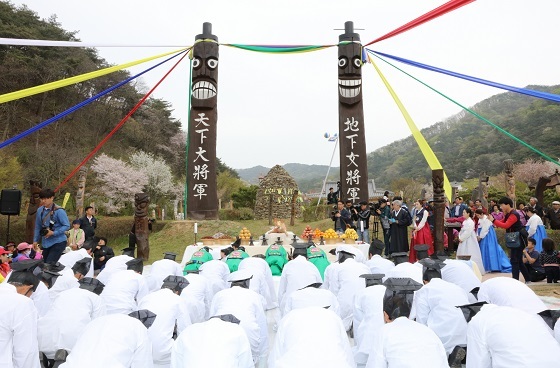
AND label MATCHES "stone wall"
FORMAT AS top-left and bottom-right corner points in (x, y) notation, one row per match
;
(254, 165), (301, 220)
